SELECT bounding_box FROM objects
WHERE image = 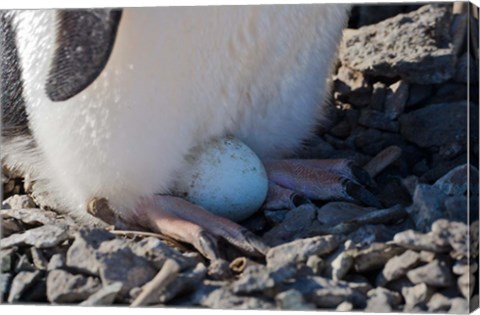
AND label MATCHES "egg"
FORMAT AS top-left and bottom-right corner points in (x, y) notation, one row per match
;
(174, 137), (269, 222)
